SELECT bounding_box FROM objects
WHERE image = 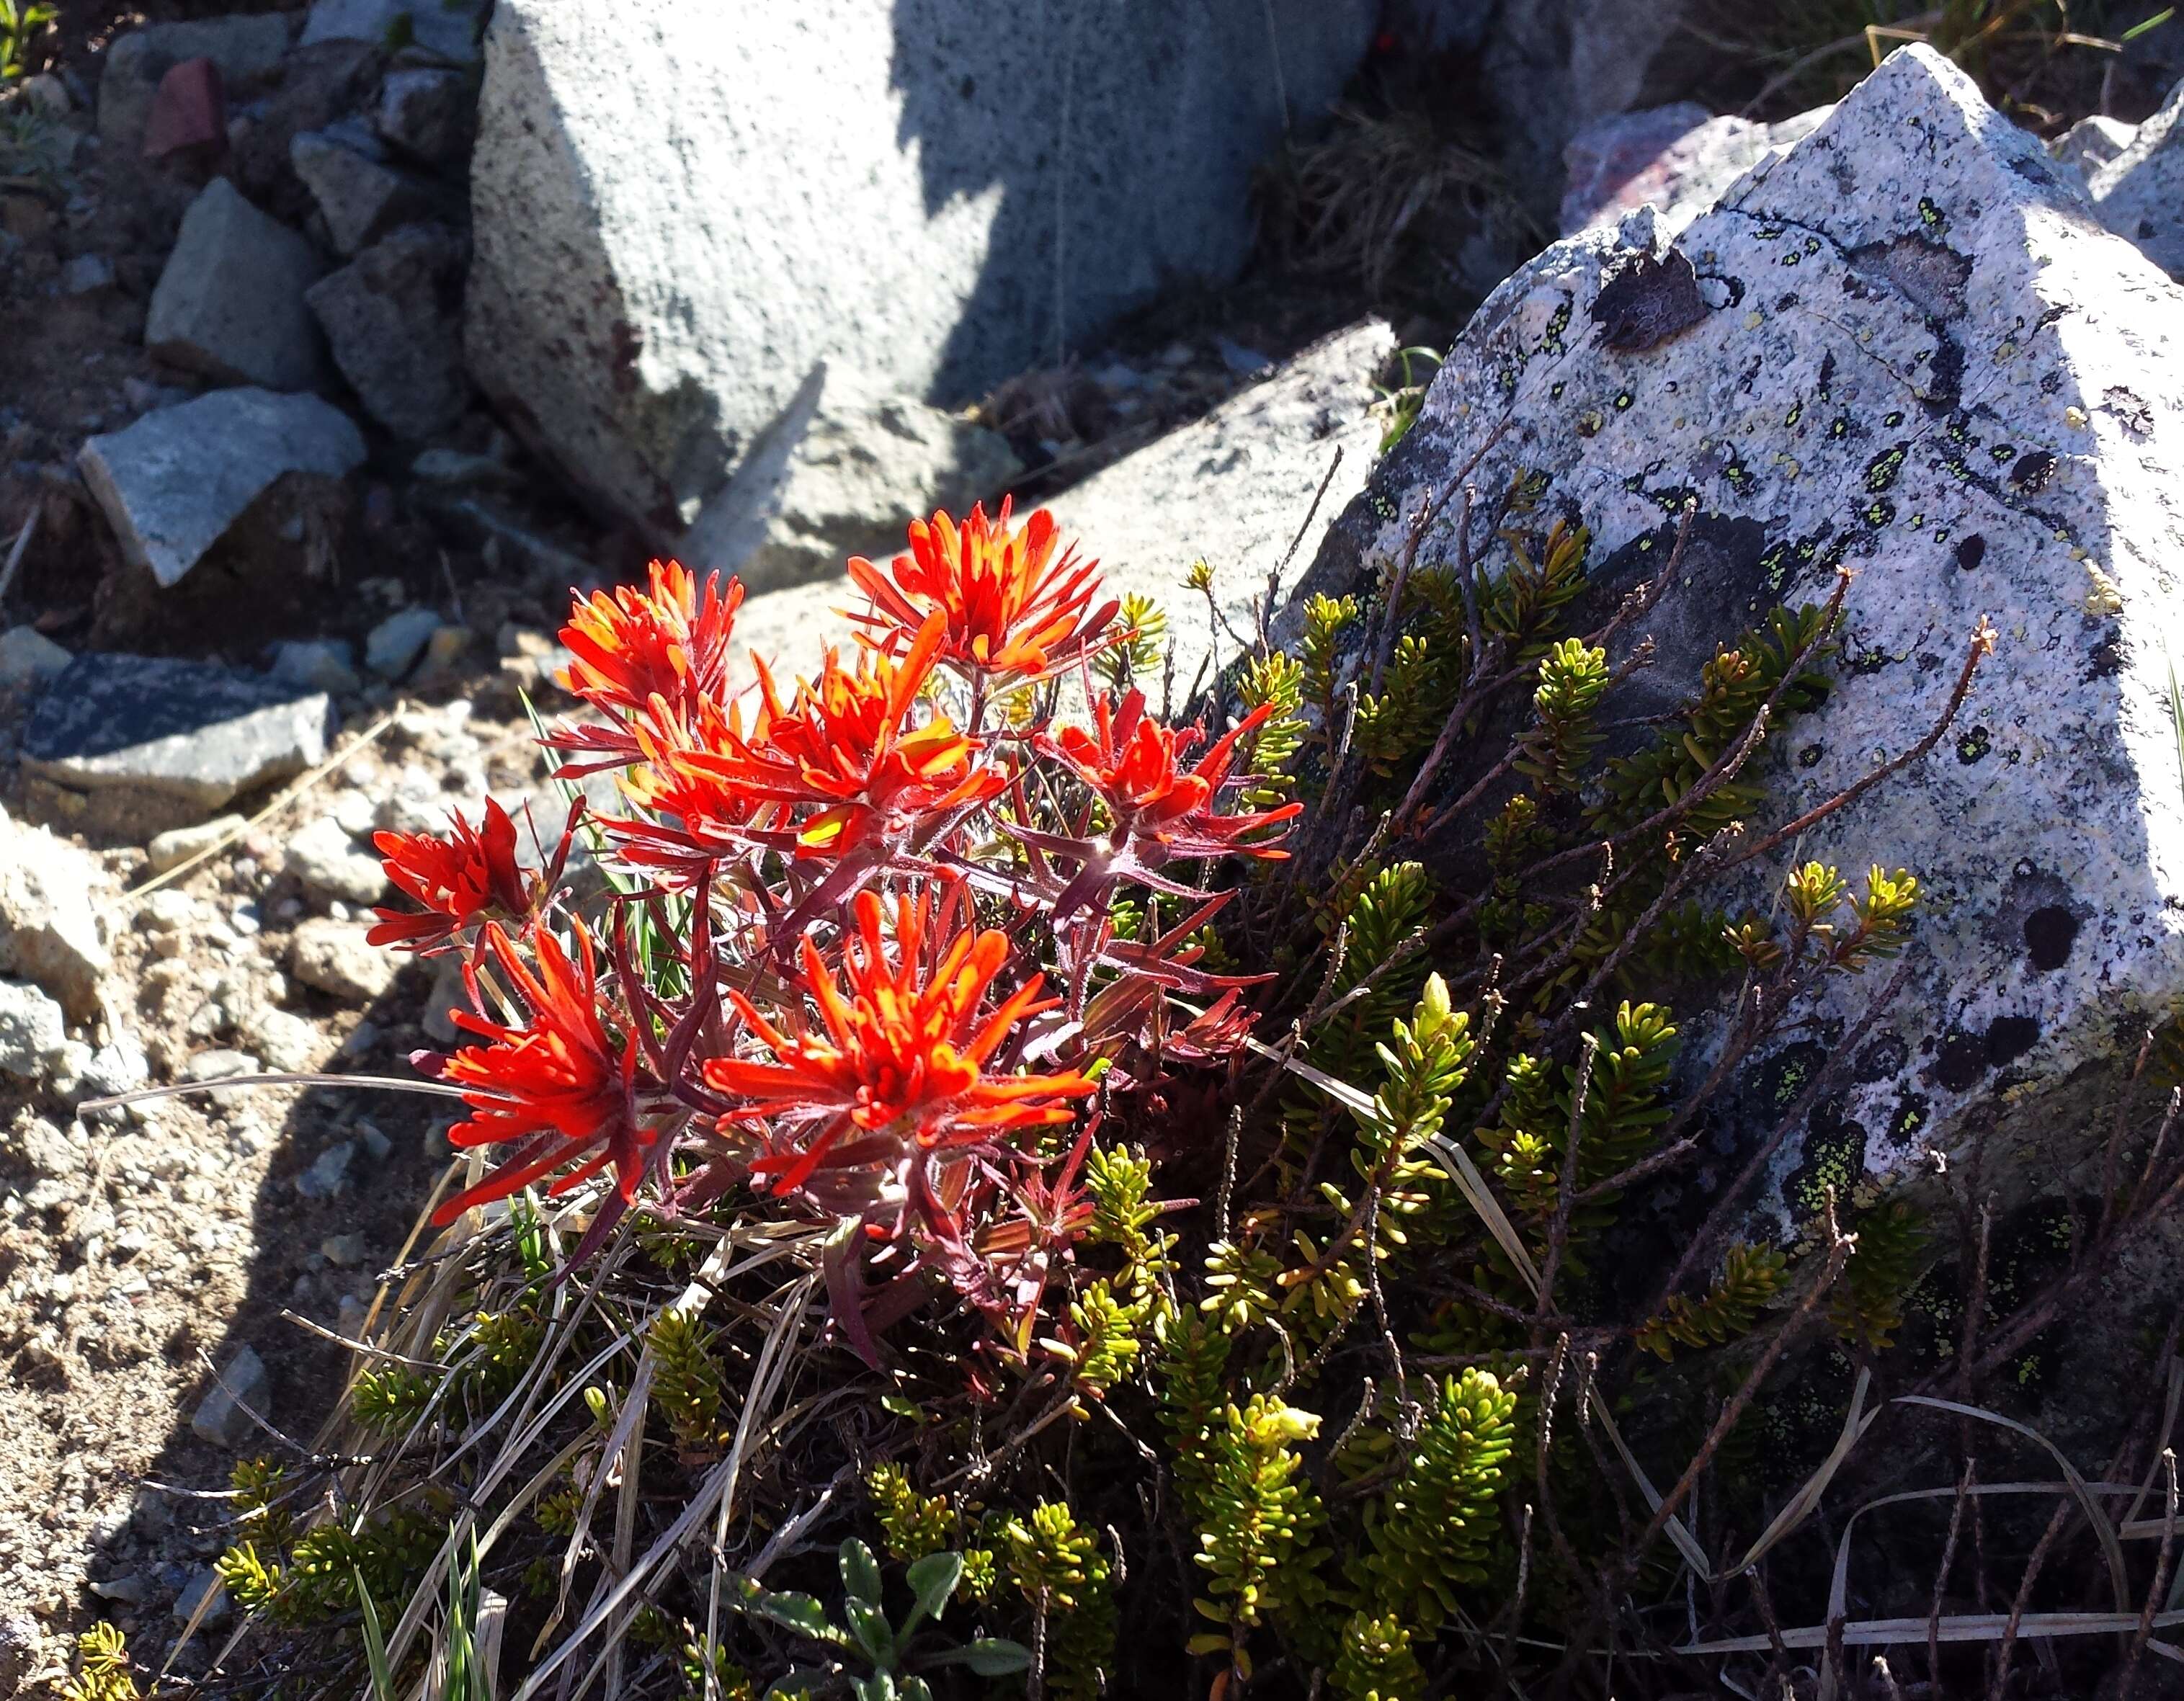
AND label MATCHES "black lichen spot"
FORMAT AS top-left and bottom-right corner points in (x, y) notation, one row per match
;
(1829, 413), (1853, 439)
(2086, 634), (2124, 681)
(1775, 292), (1800, 310)
(1613, 390), (1634, 411)
(1541, 299), (1572, 354)
(1549, 380), (1566, 401)
(1884, 410), (1905, 427)
(1956, 725), (1990, 764)
(1985, 1014), (2039, 1066)
(1917, 195), (1948, 233)
(1817, 350), (1836, 401)
(1864, 498), (1896, 526)
(1591, 249), (1708, 352)
(1956, 533), (1986, 571)
(1891, 1093), (1930, 1140)
(1788, 1097), (1868, 1218)
(1762, 1040), (1827, 1113)
(2024, 904), (2079, 971)
(1855, 1030), (1909, 1084)
(1576, 410), (1605, 437)
(1988, 442), (2016, 464)
(2009, 449), (2057, 494)
(1785, 401), (1803, 429)
(1797, 742), (1824, 769)
(1865, 442), (1909, 493)
(1936, 1029), (1986, 1091)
